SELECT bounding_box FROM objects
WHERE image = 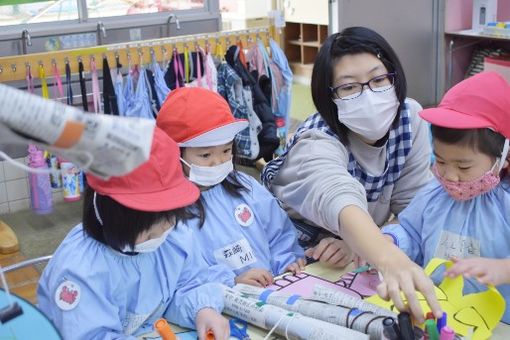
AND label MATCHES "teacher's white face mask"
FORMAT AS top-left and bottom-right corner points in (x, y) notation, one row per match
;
(334, 86), (399, 141)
